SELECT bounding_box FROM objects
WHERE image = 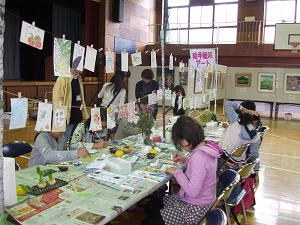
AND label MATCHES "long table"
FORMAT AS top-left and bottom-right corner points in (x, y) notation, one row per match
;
(5, 139), (177, 225)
